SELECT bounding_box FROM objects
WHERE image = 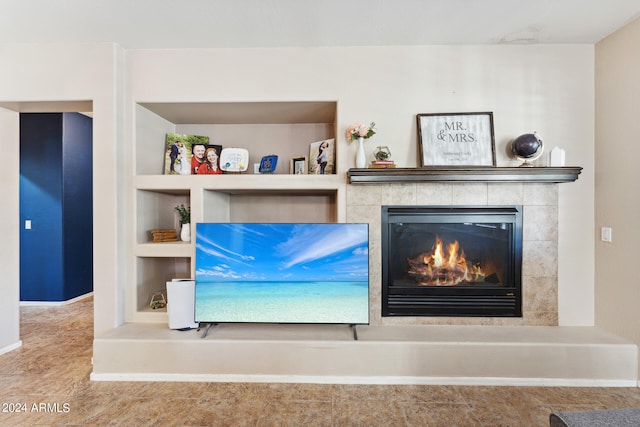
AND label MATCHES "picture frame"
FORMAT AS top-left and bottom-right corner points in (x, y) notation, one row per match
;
(417, 112), (496, 167)
(193, 144), (223, 175)
(309, 138), (335, 175)
(163, 133), (211, 175)
(290, 156), (308, 175)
